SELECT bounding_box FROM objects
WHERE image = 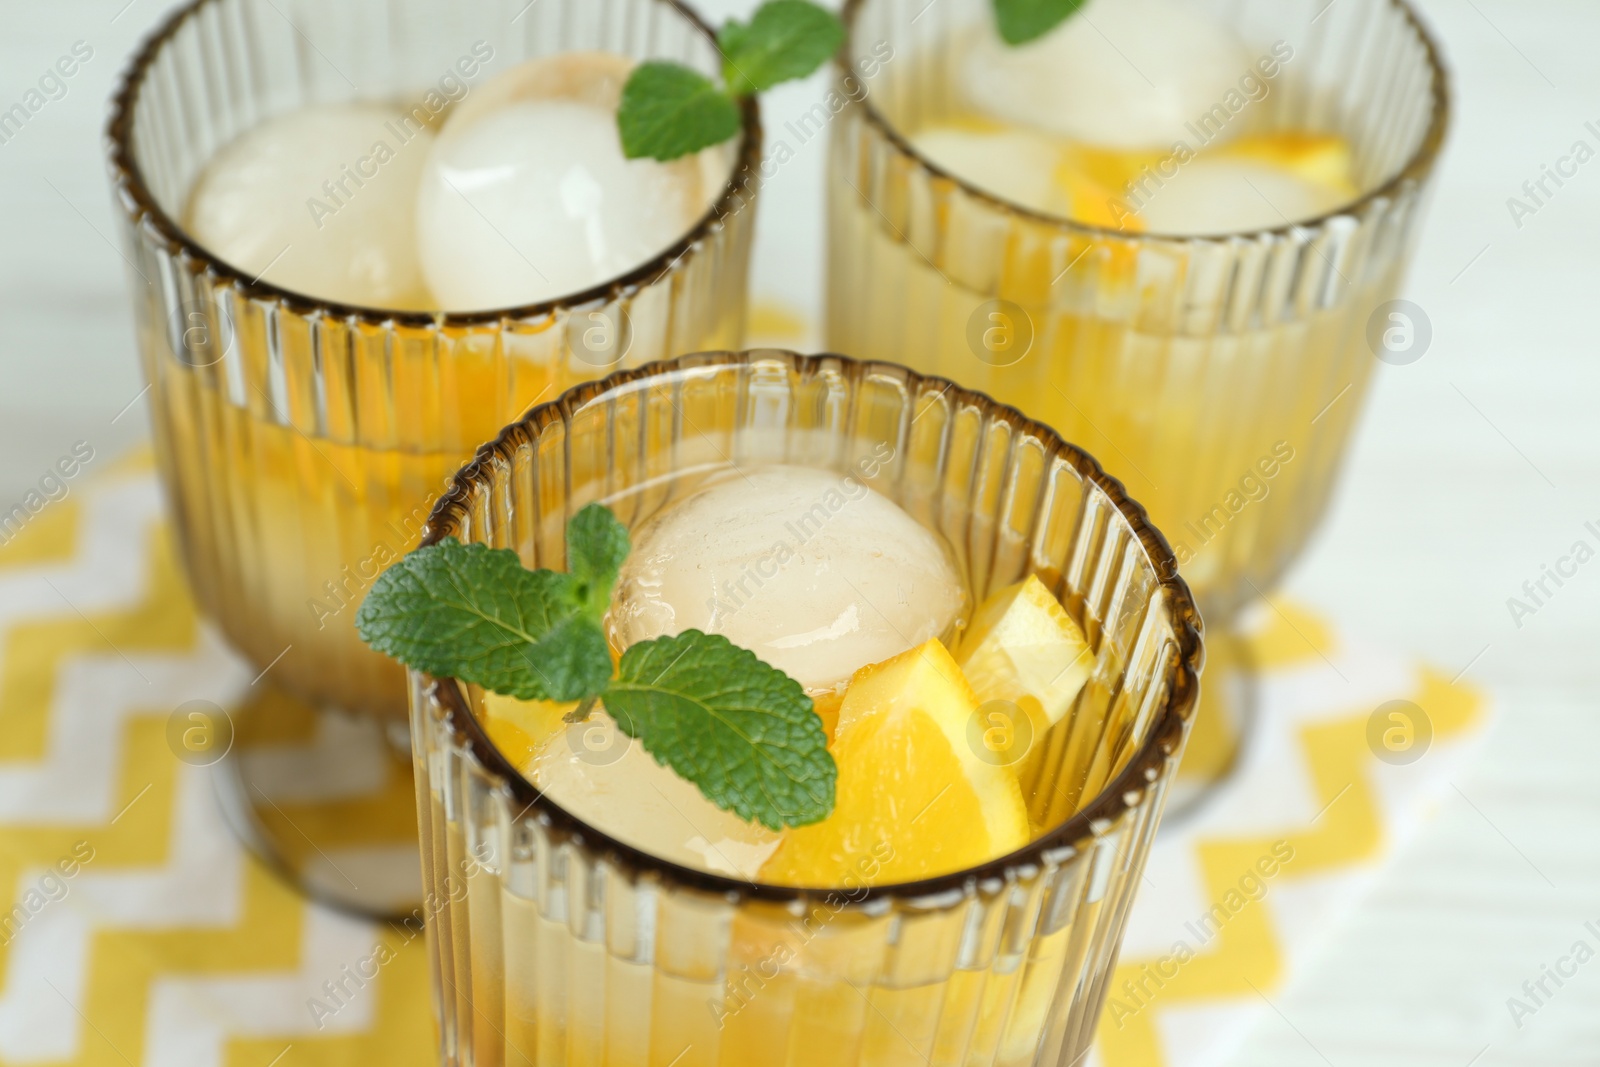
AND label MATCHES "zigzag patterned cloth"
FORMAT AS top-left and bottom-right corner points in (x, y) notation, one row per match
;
(0, 454), (1488, 1066)
(1091, 599), (1488, 1064)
